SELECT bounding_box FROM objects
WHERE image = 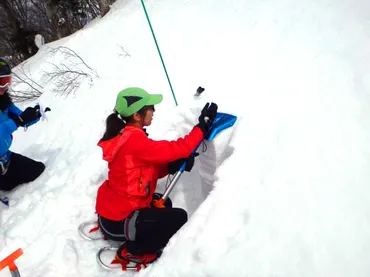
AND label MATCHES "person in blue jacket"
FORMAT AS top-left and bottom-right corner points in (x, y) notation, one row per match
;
(0, 58), (47, 191)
